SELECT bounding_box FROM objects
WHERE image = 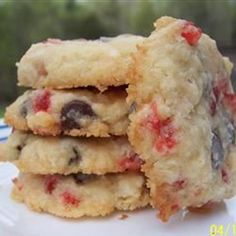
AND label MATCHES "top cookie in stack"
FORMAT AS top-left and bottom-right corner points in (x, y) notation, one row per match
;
(17, 35), (144, 91)
(5, 35), (144, 137)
